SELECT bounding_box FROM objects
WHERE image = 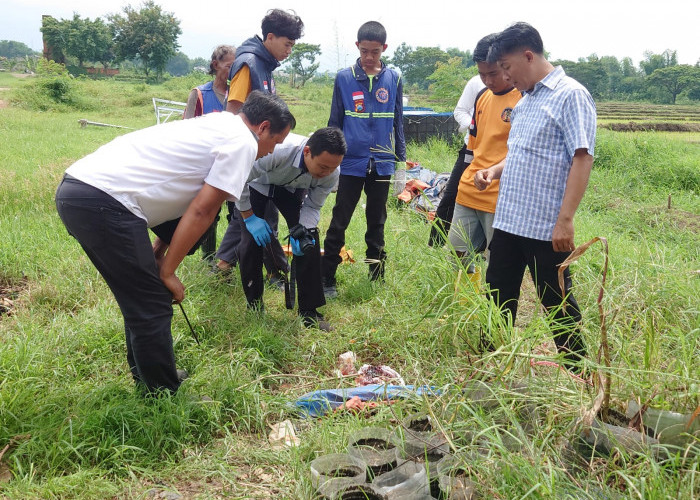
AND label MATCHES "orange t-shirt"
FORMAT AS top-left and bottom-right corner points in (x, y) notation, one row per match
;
(456, 87), (522, 213)
(227, 65), (252, 104)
